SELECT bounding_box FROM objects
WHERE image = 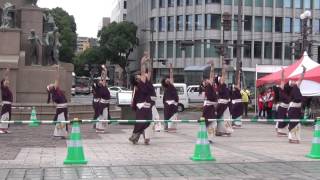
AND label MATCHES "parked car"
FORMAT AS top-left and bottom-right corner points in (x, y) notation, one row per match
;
(187, 85), (205, 103)
(75, 76), (91, 95)
(153, 83), (189, 112)
(109, 86), (131, 98)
